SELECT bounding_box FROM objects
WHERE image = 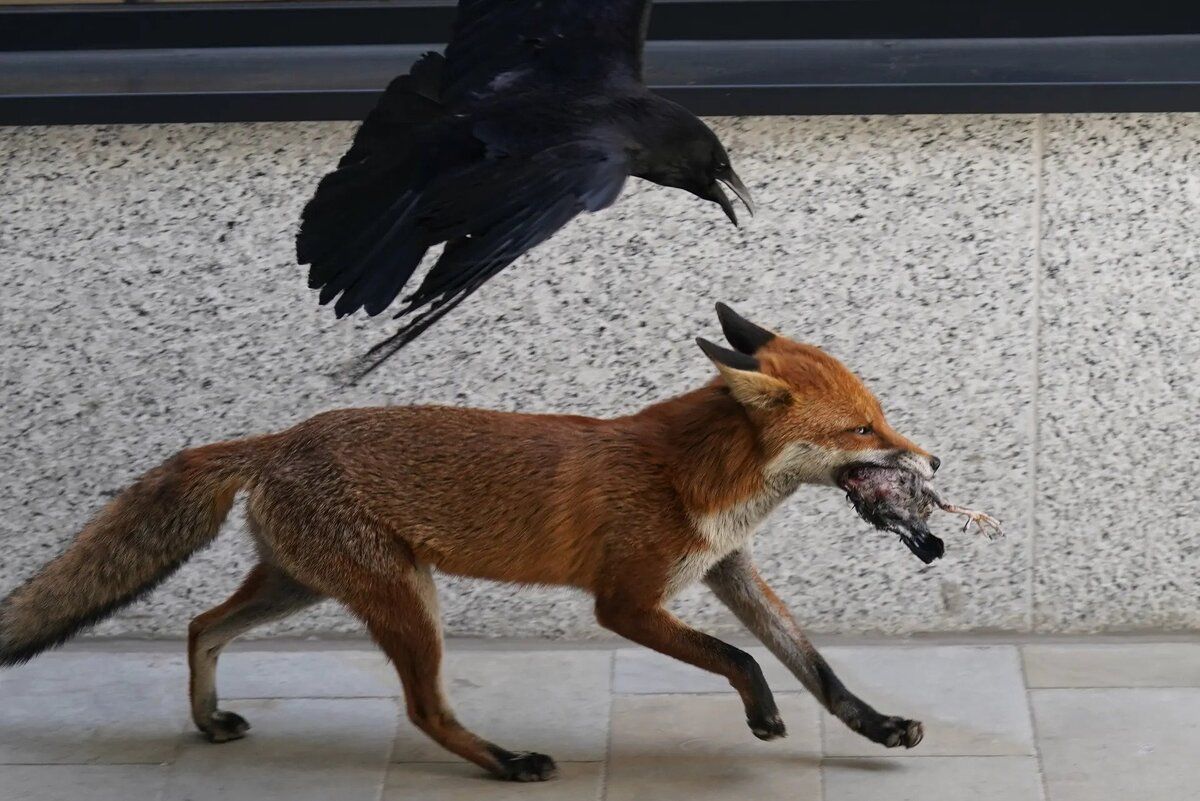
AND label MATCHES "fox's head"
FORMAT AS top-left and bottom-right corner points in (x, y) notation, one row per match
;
(696, 303), (939, 489)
